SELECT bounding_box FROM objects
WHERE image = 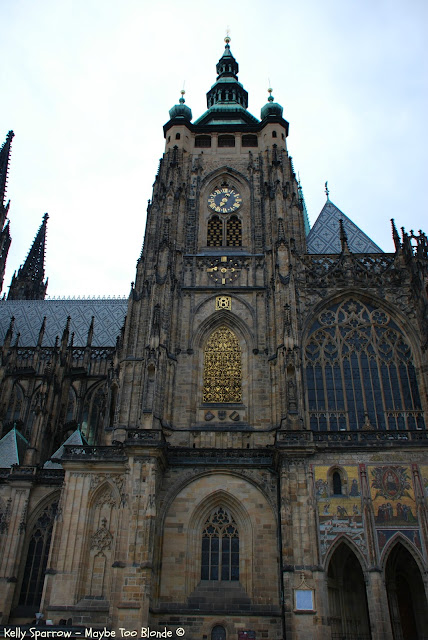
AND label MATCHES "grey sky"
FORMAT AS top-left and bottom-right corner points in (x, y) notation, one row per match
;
(1, 0), (427, 297)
